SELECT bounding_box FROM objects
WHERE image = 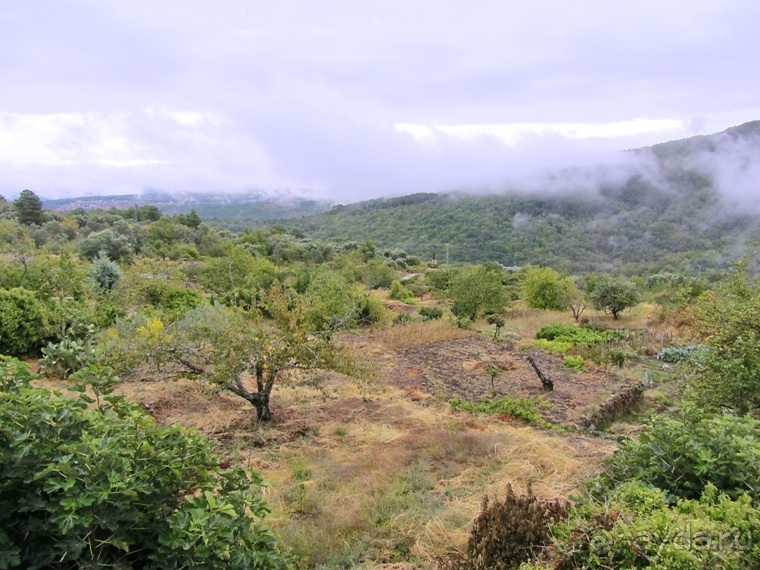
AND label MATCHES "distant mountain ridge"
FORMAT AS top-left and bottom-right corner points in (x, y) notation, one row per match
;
(44, 192), (333, 228)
